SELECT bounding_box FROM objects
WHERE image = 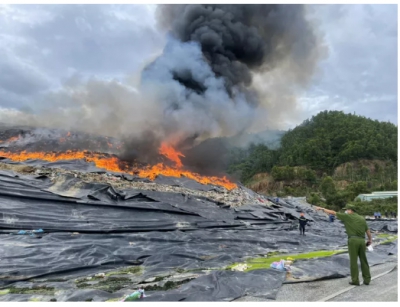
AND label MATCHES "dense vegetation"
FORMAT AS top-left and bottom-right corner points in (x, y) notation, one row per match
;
(227, 111), (398, 212)
(348, 197), (398, 216)
(278, 111), (397, 171)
